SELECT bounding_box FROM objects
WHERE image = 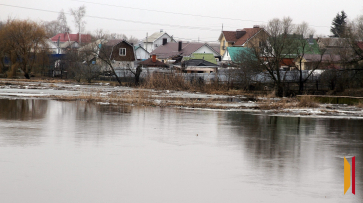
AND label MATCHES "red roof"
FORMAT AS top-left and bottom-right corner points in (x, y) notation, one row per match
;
(50, 33), (92, 44)
(221, 28), (263, 46)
